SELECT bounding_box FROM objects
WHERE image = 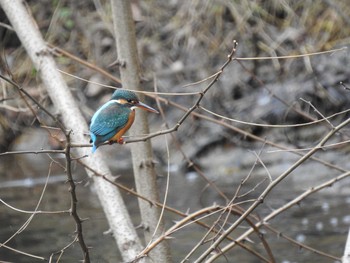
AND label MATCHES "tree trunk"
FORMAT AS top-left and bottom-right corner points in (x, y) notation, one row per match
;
(0, 0), (145, 261)
(110, 1), (172, 262)
(343, 228), (350, 263)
